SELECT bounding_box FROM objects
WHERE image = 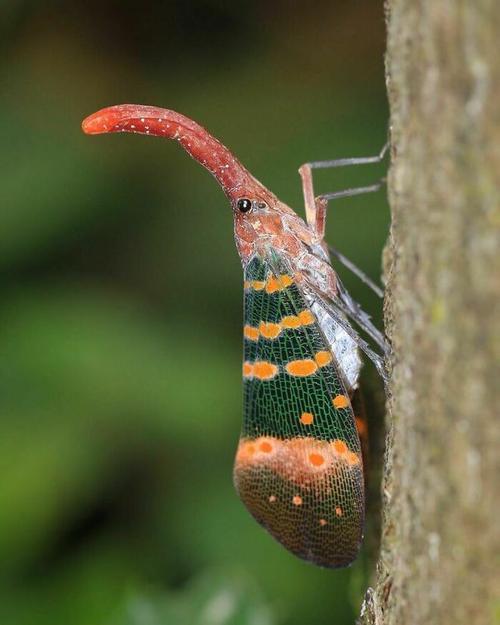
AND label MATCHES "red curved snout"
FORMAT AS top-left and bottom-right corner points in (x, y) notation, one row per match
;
(82, 104), (270, 203)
